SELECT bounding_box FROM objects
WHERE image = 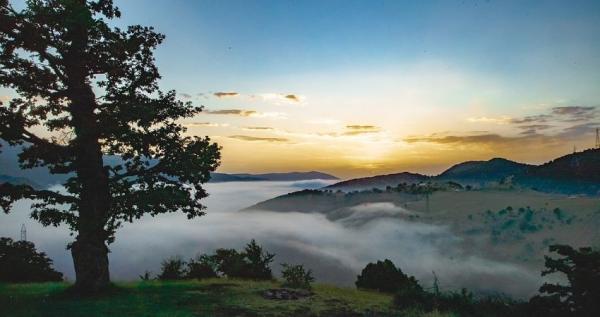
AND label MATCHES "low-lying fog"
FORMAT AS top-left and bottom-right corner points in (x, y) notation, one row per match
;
(0, 180), (542, 298)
